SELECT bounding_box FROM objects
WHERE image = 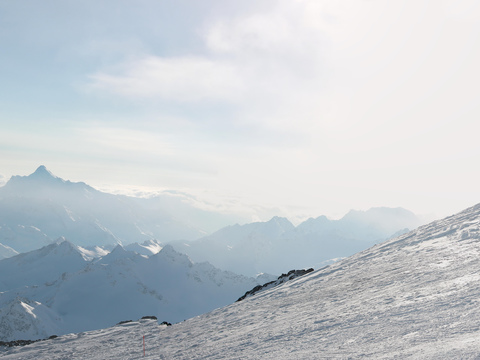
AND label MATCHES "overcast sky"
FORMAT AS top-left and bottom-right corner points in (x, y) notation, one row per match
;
(1, 0), (479, 222)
